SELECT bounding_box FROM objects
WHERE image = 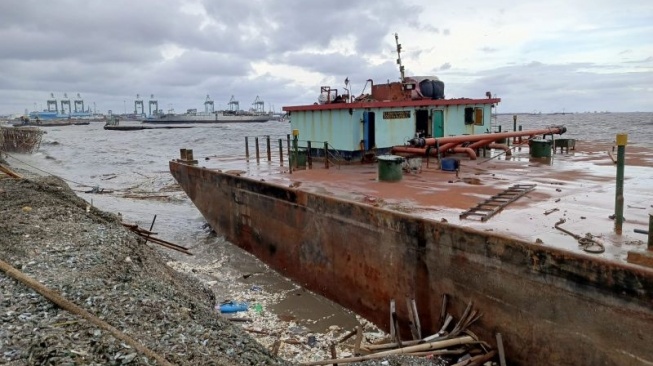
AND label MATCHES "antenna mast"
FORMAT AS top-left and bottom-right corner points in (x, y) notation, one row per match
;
(395, 33), (405, 82)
